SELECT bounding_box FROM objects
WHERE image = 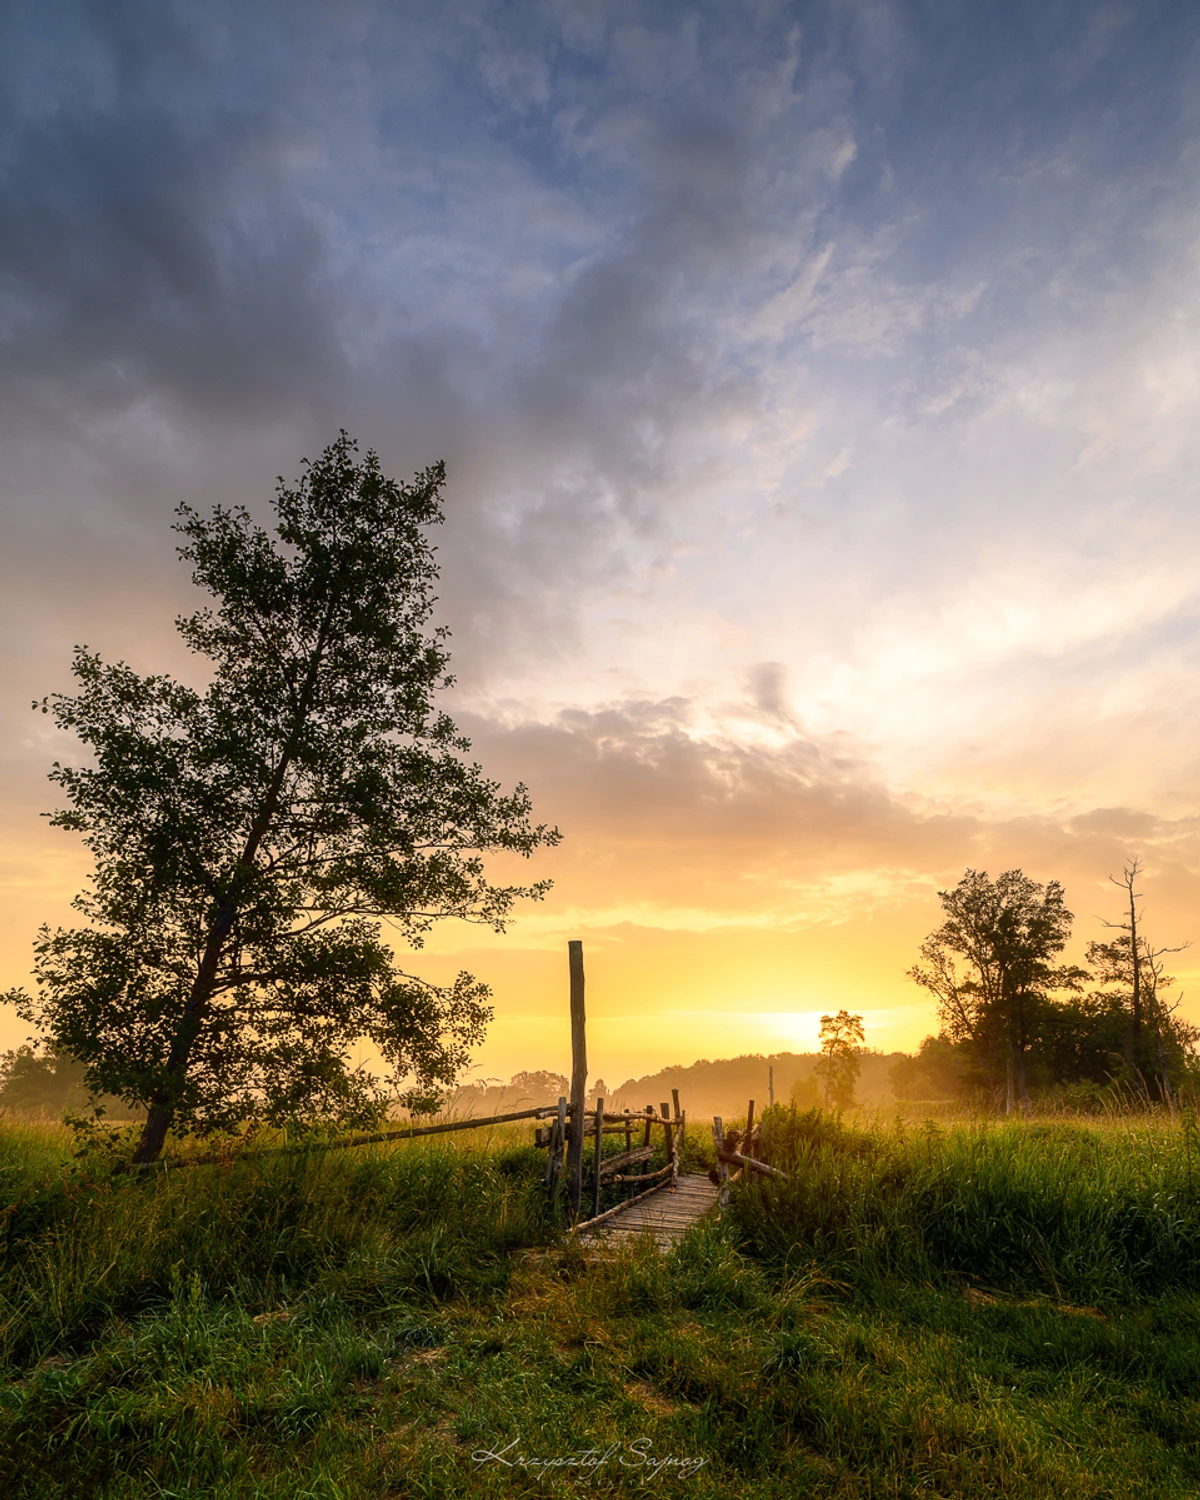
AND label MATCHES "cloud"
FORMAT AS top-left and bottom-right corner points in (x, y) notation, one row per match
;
(4, 0), (1200, 1055)
(453, 693), (1200, 951)
(464, 696), (976, 912)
